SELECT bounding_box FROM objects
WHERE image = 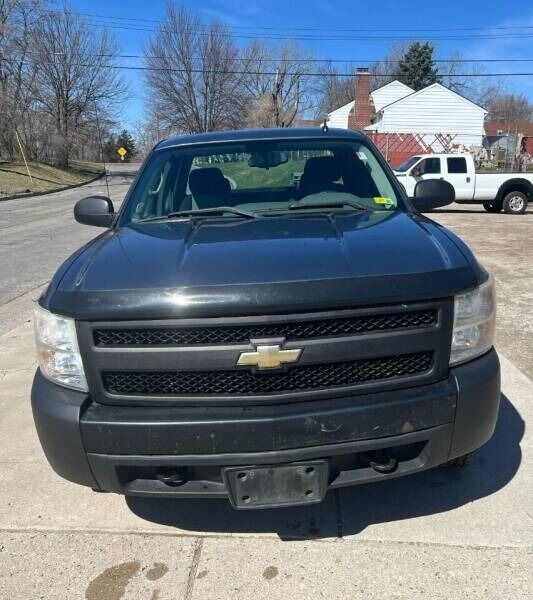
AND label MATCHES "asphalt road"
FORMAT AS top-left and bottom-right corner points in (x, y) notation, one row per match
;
(0, 174), (532, 598)
(0, 166), (134, 336)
